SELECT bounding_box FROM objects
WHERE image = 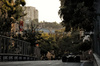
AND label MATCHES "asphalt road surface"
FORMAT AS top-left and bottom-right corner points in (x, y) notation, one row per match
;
(0, 60), (93, 66)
